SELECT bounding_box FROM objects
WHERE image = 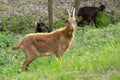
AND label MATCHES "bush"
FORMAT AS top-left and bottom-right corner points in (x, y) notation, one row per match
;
(96, 12), (109, 28)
